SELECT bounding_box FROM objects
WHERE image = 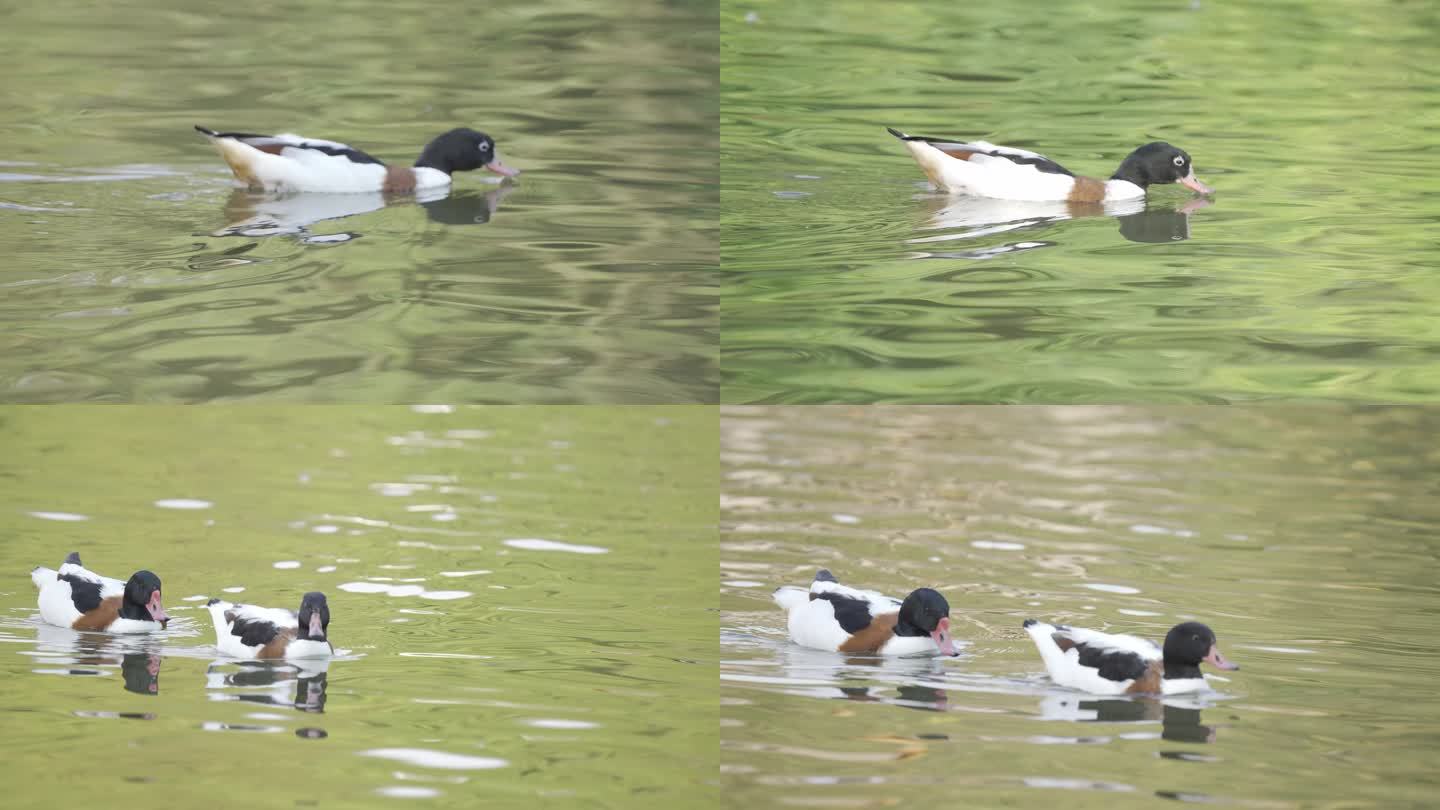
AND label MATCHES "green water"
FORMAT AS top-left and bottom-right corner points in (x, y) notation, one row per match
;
(721, 405), (1440, 807)
(721, 0), (1440, 403)
(0, 0), (717, 403)
(0, 406), (717, 809)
